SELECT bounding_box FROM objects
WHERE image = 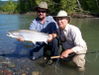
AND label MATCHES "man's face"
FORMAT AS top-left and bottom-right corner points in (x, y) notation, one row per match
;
(37, 9), (47, 20)
(56, 17), (68, 30)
